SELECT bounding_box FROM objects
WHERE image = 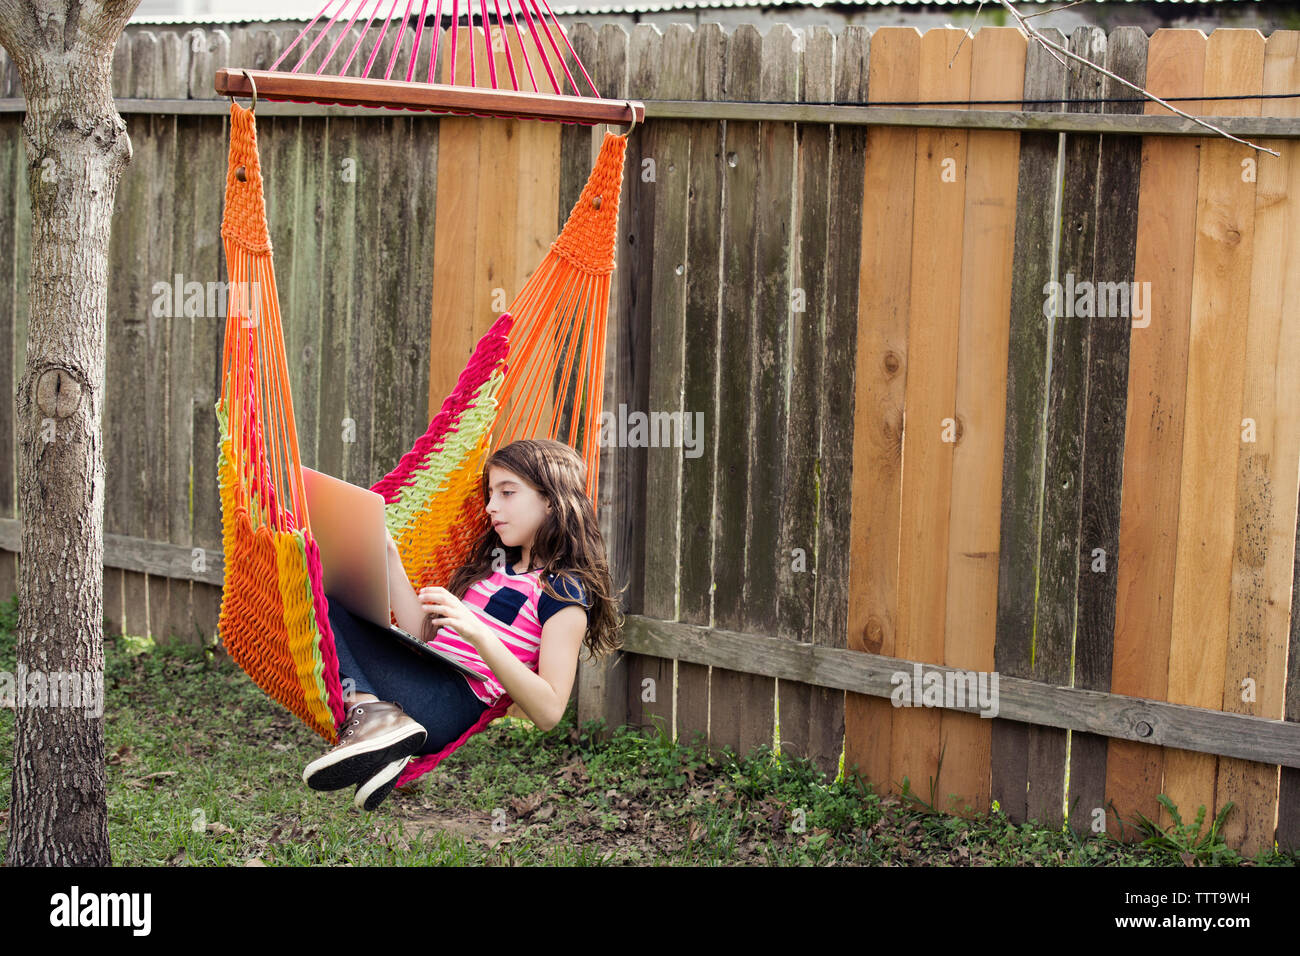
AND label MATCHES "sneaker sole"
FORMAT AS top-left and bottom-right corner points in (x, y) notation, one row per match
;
(303, 725), (427, 792)
(354, 756), (409, 812)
